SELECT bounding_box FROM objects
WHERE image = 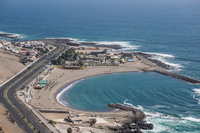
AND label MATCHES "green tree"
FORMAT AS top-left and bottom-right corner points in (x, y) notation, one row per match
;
(49, 120), (55, 125)
(78, 60), (84, 66)
(67, 127), (72, 133)
(50, 46), (53, 50)
(90, 118), (97, 126)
